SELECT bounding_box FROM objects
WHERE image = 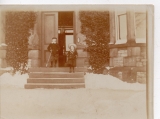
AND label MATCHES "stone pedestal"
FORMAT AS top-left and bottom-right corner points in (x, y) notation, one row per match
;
(28, 46), (41, 68)
(76, 44), (88, 67)
(0, 47), (7, 68)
